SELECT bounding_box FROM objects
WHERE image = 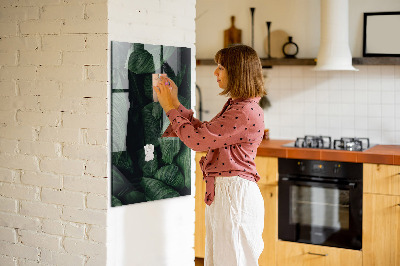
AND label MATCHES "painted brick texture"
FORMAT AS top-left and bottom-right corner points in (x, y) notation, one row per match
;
(0, 0), (108, 265)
